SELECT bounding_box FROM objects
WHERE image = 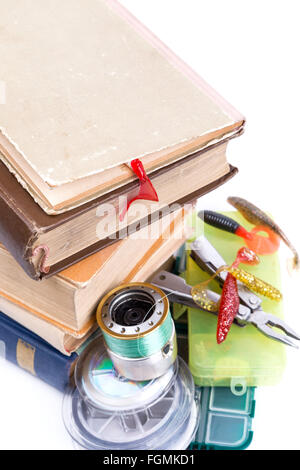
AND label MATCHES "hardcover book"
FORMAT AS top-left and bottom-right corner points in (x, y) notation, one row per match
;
(0, 146), (237, 279)
(0, 0), (244, 215)
(0, 208), (188, 354)
(0, 311), (78, 391)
